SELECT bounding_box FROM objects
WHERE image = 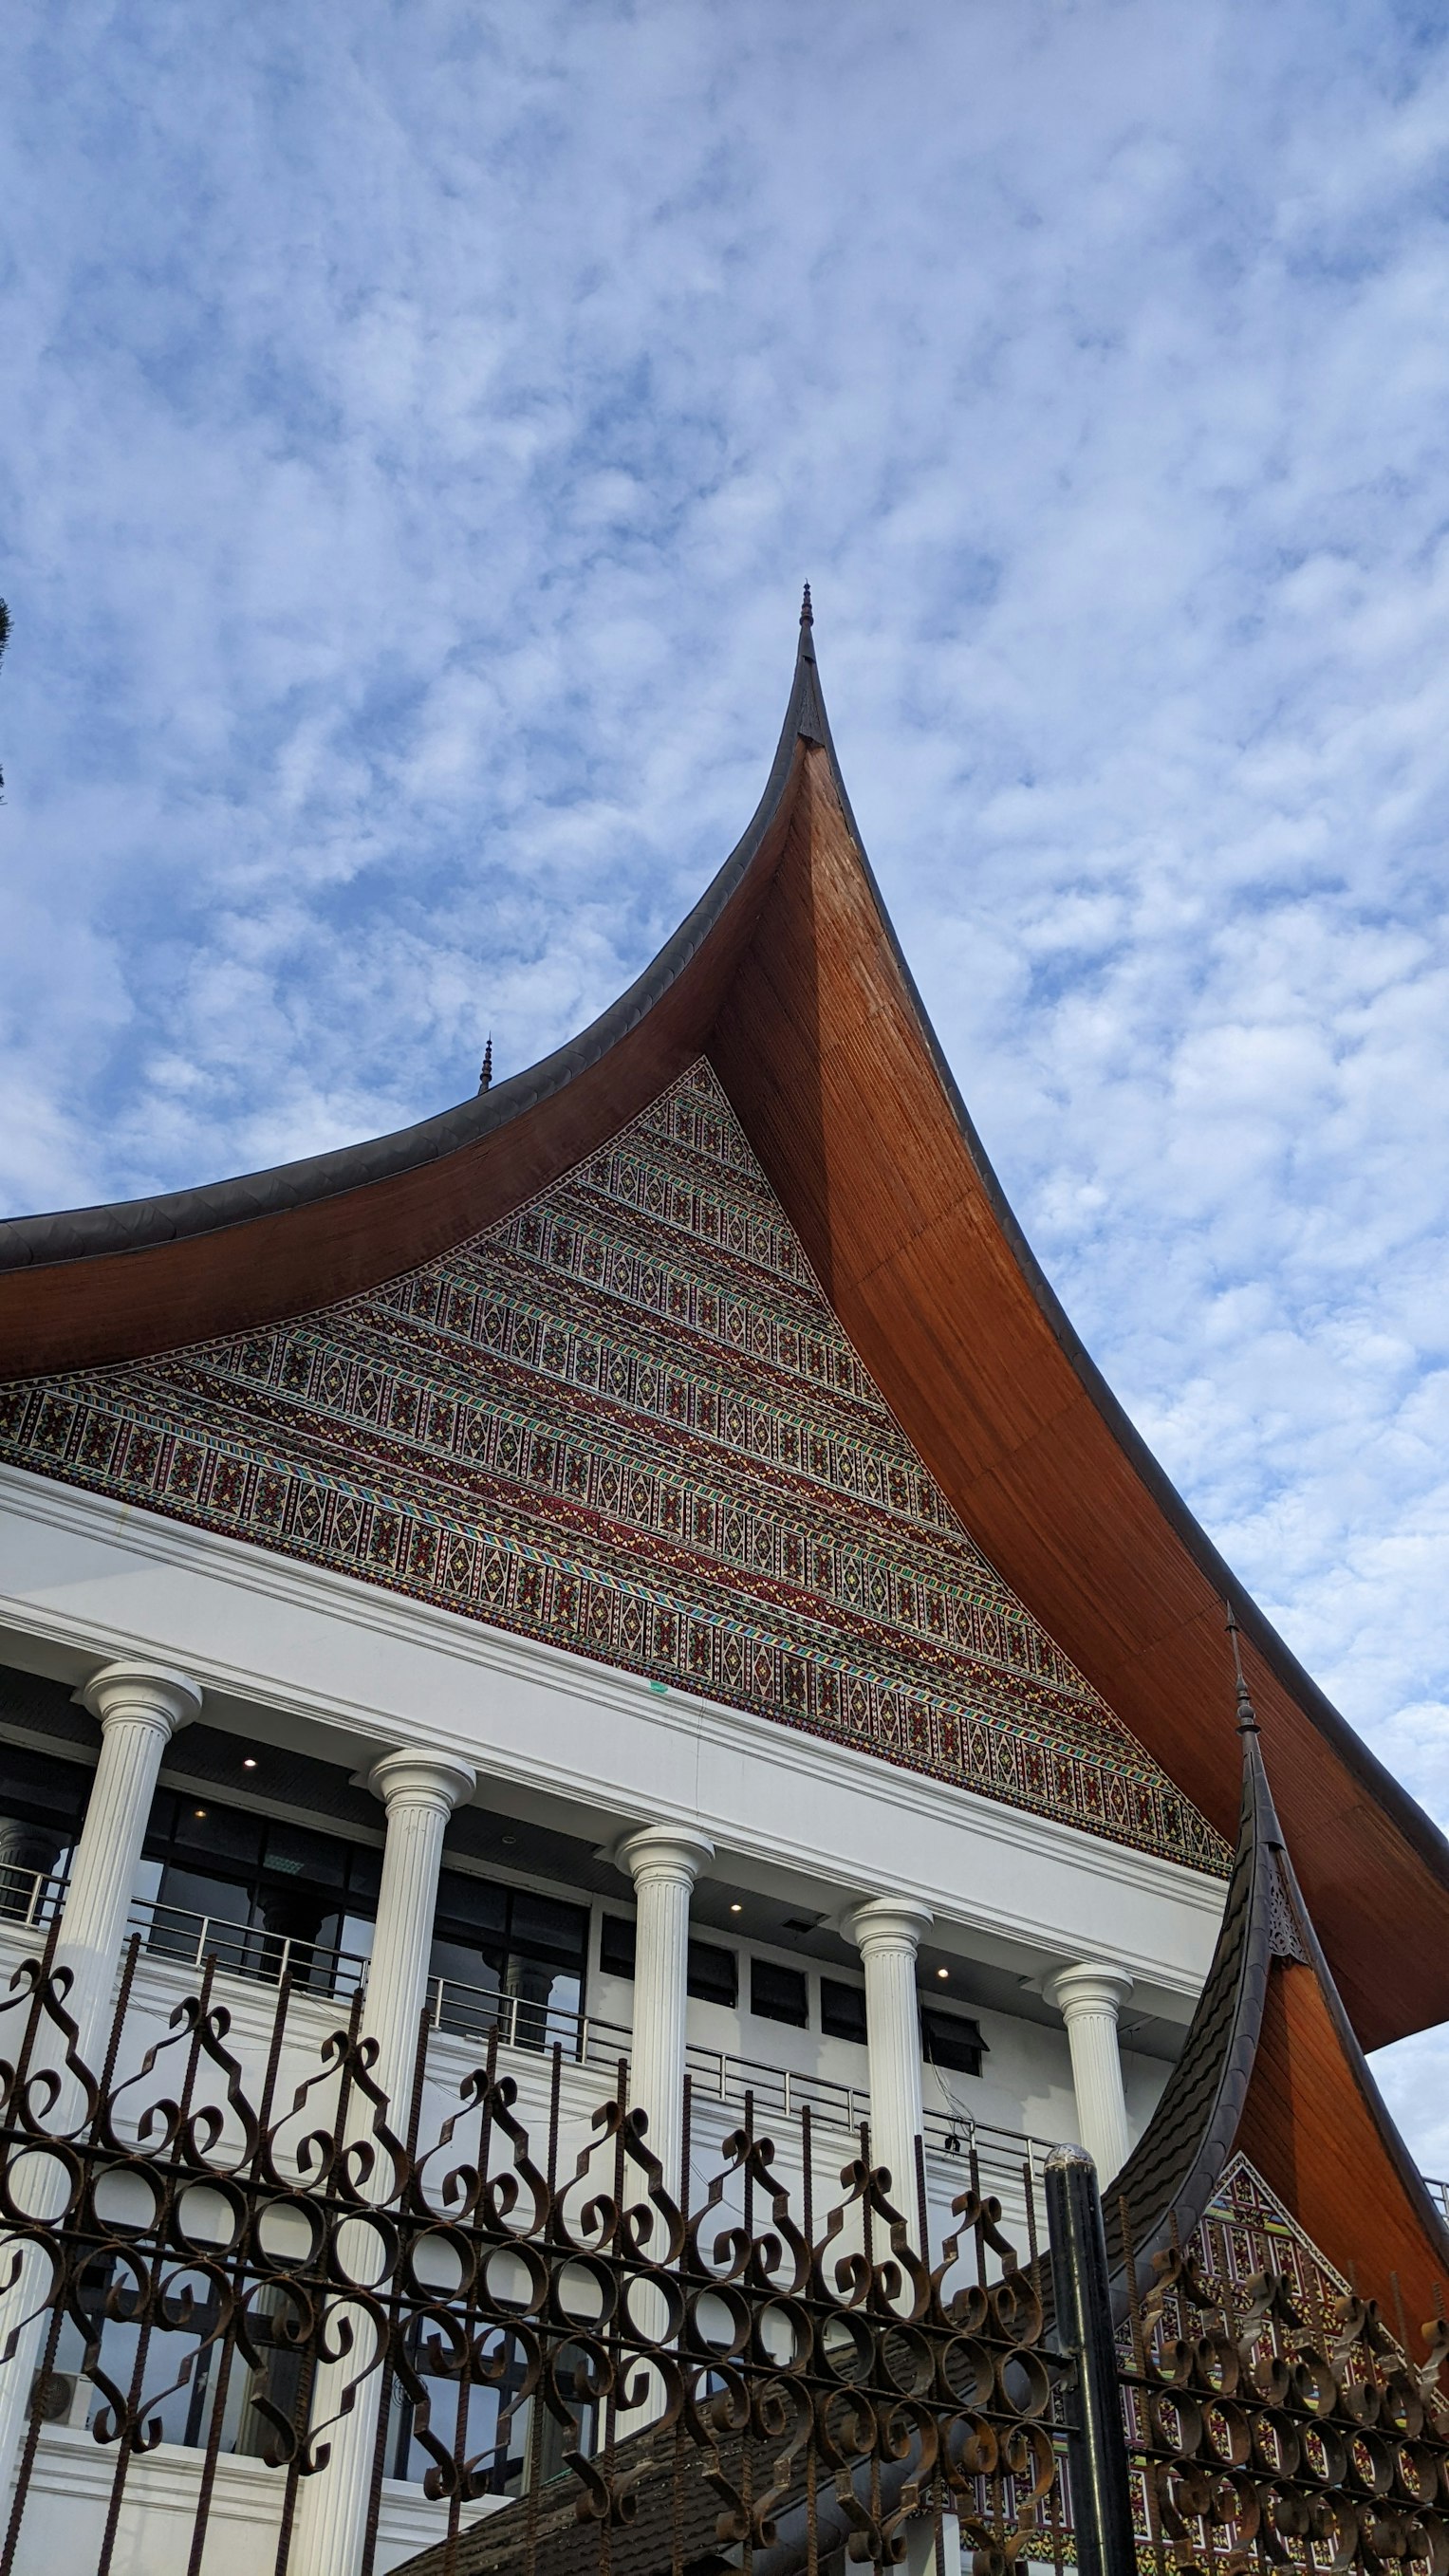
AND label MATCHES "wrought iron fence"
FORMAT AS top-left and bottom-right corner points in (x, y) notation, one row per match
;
(4, 1913), (1441, 2576)
(1114, 2158), (1449, 2576)
(0, 1934), (1079, 2576)
(0, 1881), (1060, 2185)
